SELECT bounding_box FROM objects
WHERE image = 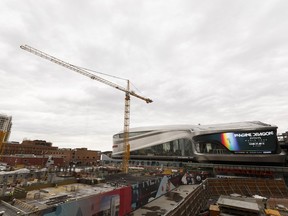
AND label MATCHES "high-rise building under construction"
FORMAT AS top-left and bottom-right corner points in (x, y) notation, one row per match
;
(0, 113), (12, 141)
